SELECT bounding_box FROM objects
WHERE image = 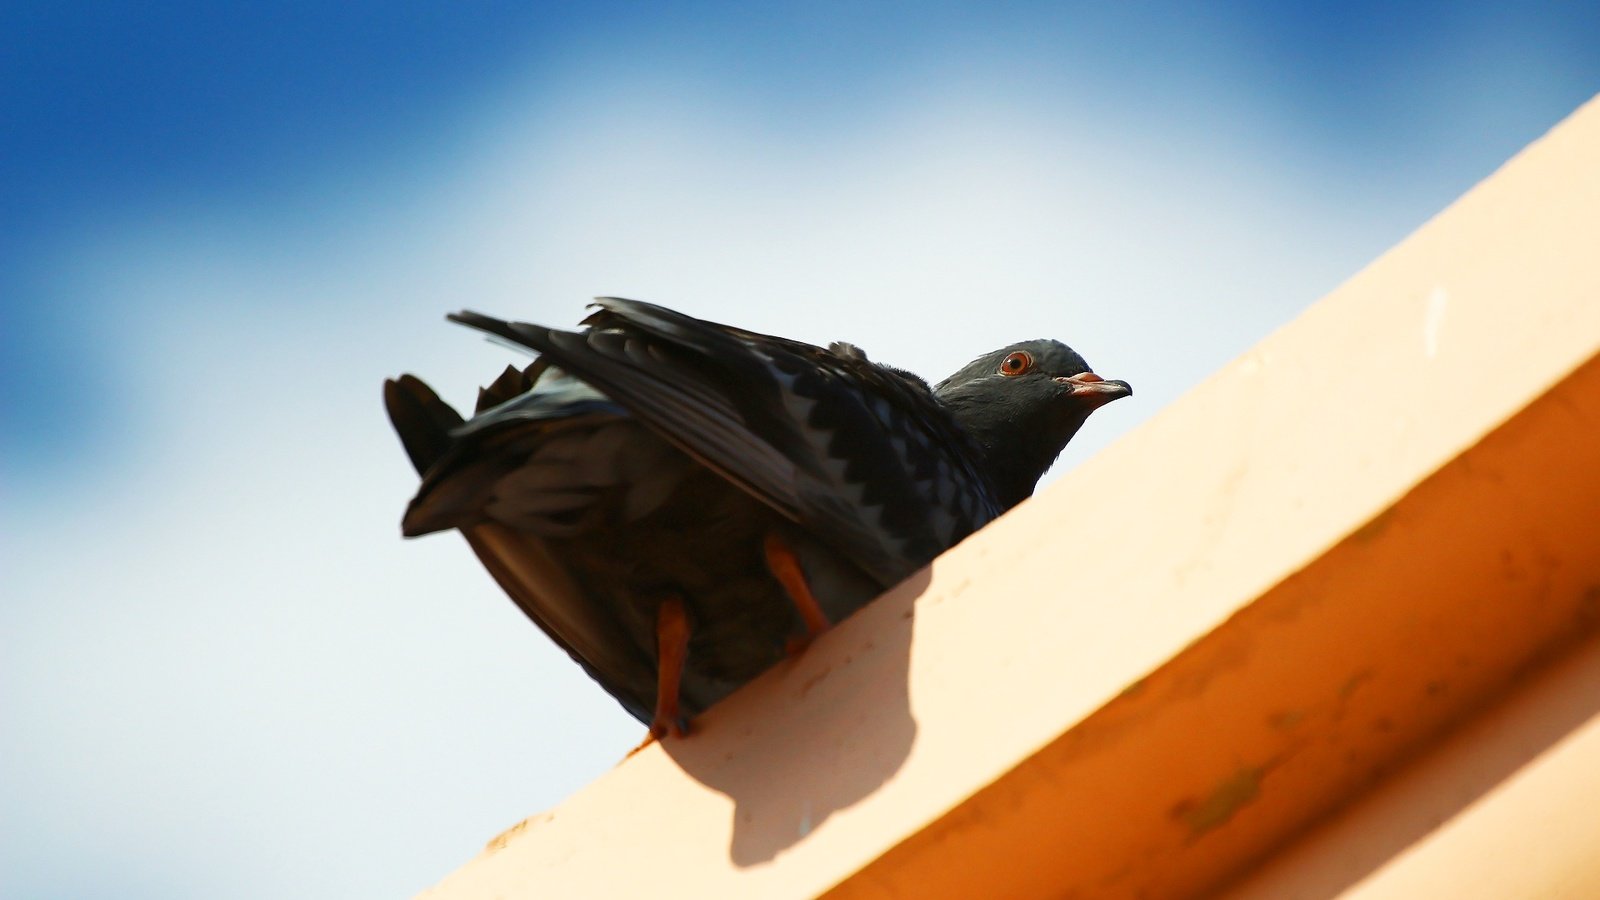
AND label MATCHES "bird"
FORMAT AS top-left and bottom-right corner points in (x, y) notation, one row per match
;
(384, 297), (1130, 739)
